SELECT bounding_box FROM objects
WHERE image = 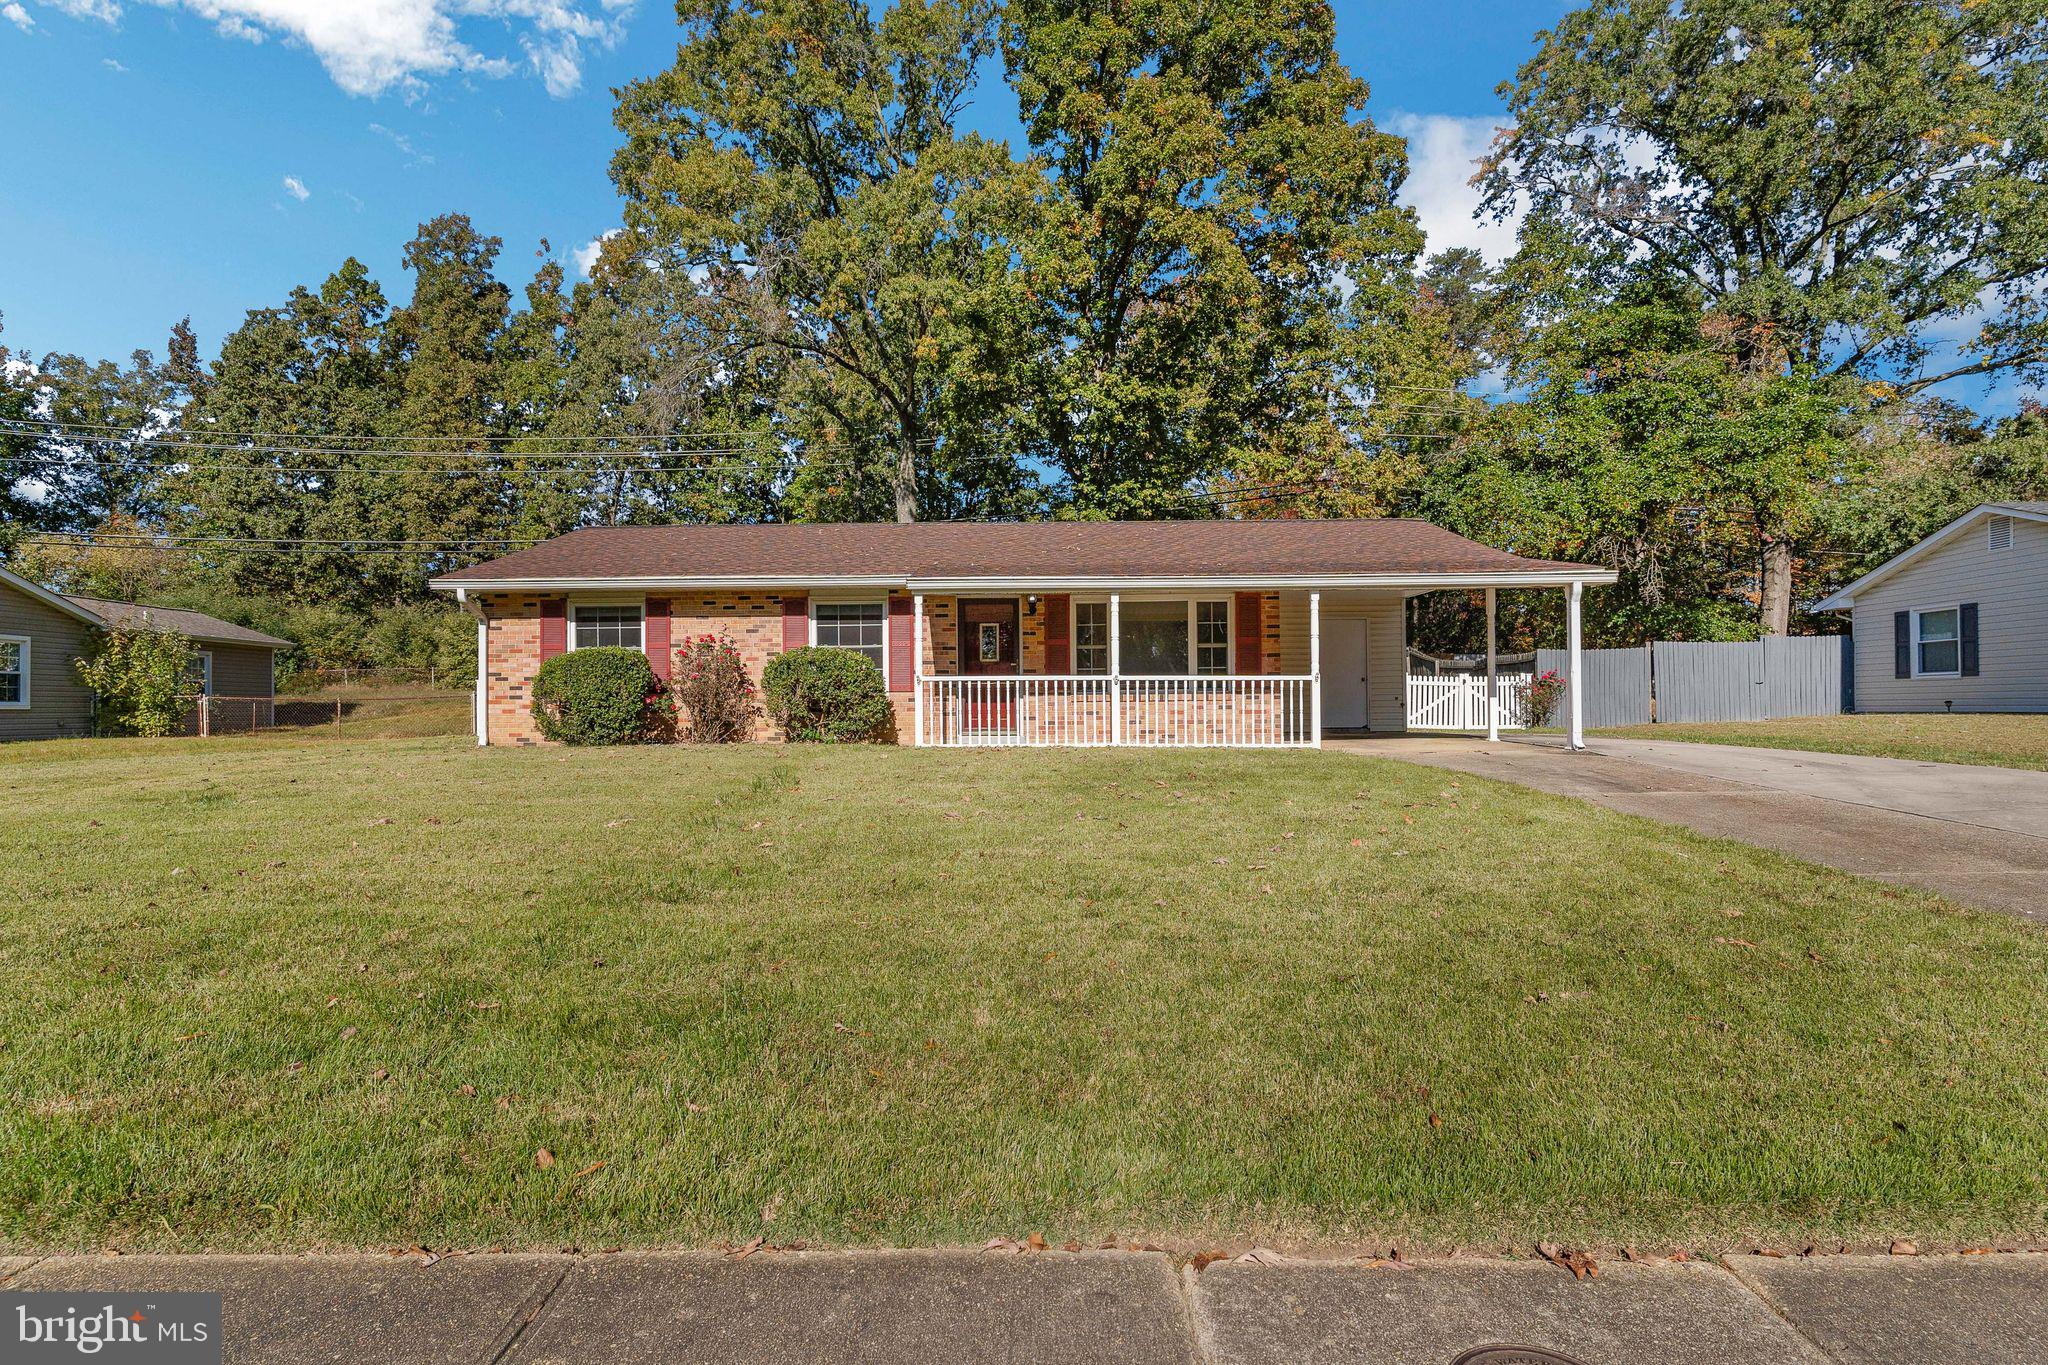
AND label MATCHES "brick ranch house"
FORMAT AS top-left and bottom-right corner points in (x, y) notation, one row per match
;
(430, 520), (1616, 750)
